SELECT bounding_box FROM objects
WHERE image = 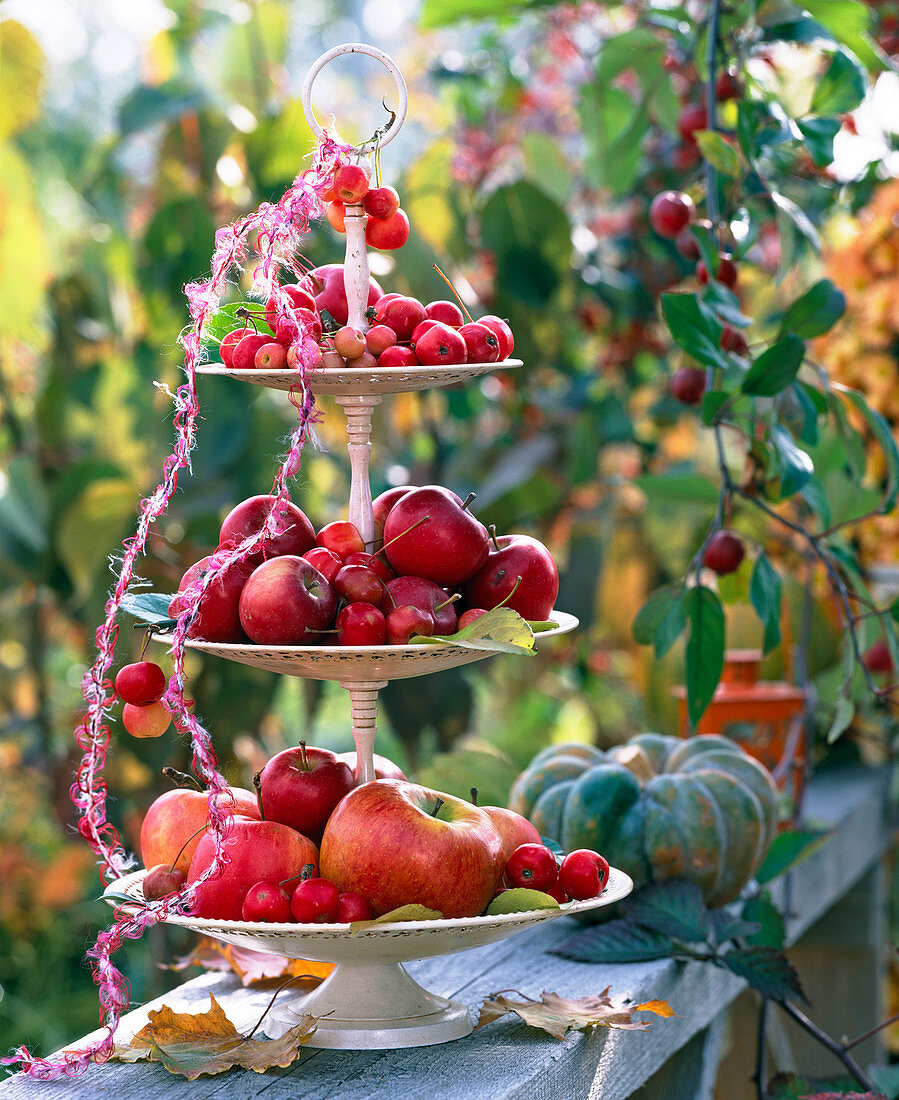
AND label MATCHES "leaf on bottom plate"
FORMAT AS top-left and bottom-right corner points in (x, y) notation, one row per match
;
(350, 904), (445, 932)
(475, 988), (675, 1039)
(171, 937), (333, 987)
(113, 995), (317, 1078)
